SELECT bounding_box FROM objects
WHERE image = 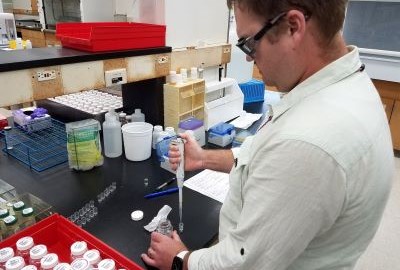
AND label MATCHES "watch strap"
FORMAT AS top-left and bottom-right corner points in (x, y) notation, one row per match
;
(177, 250), (189, 260)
